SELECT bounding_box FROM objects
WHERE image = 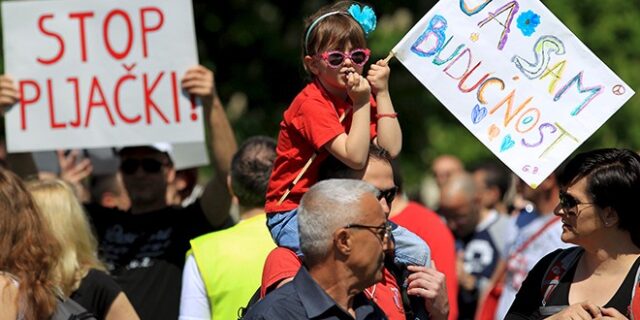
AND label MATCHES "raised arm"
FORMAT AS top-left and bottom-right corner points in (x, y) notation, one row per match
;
(0, 74), (39, 178)
(181, 65), (237, 228)
(367, 59), (401, 157)
(325, 72), (371, 169)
